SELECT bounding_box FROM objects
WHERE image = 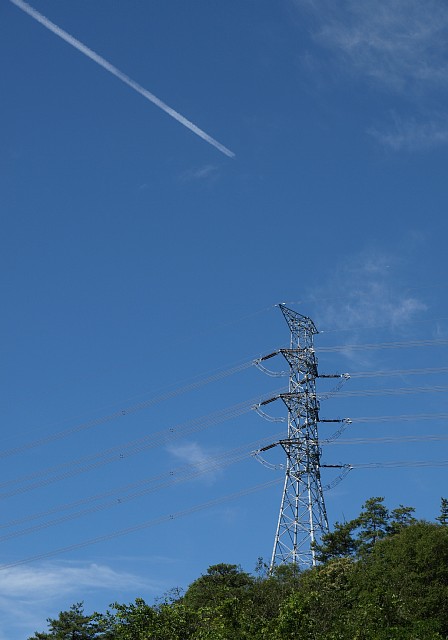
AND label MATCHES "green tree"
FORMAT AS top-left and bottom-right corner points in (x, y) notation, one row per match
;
(100, 599), (157, 640)
(101, 597), (197, 640)
(183, 563), (254, 610)
(314, 519), (358, 562)
(315, 498), (416, 561)
(274, 521), (448, 639)
(357, 496), (389, 551)
(182, 564), (255, 639)
(238, 562), (302, 639)
(387, 505), (416, 535)
(275, 557), (354, 640)
(28, 603), (105, 640)
(436, 497), (448, 526)
(349, 522), (448, 638)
